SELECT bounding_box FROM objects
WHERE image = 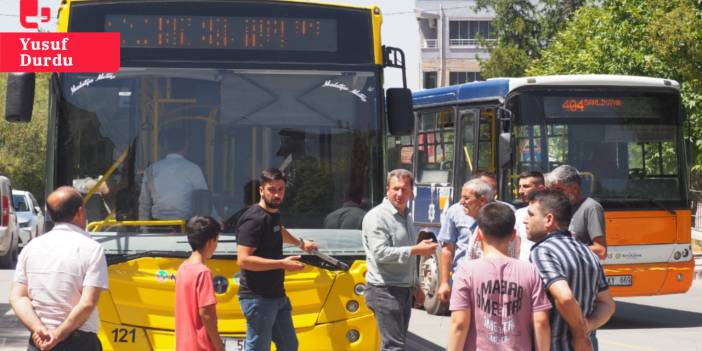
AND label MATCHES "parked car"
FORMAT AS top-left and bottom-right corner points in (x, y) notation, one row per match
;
(0, 176), (19, 268)
(12, 190), (44, 247)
